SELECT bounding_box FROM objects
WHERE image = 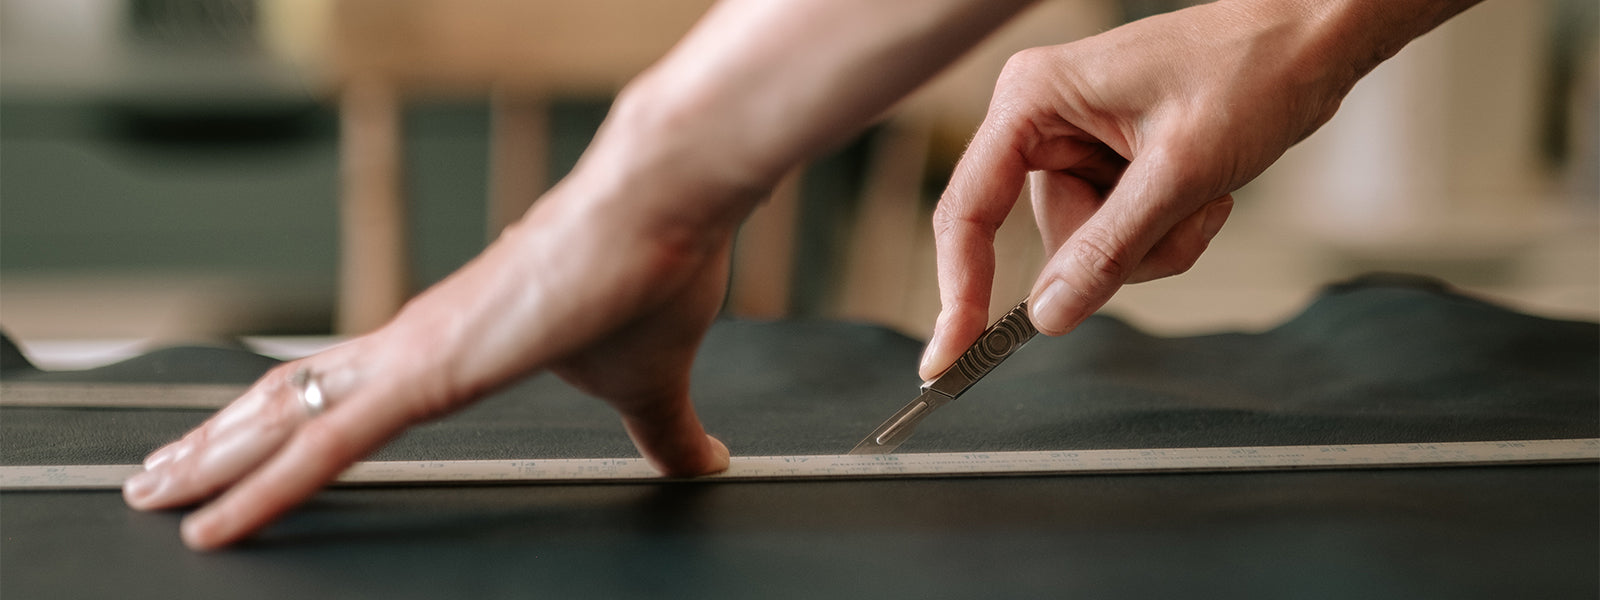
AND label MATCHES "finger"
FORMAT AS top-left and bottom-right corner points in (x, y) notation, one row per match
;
(923, 114), (1030, 380)
(178, 386), (417, 550)
(620, 393), (730, 477)
(615, 252), (729, 478)
(1027, 148), (1202, 335)
(1126, 195), (1232, 284)
(1030, 169), (1105, 256)
(125, 370), (307, 511)
(548, 240), (731, 477)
